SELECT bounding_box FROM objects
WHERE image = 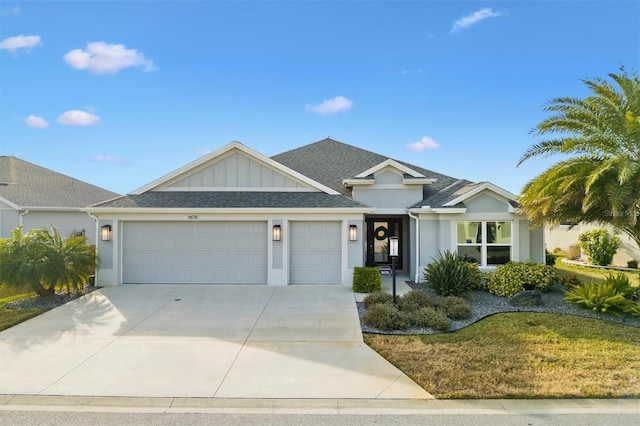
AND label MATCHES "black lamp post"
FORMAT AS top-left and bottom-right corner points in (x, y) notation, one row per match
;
(389, 236), (399, 303)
